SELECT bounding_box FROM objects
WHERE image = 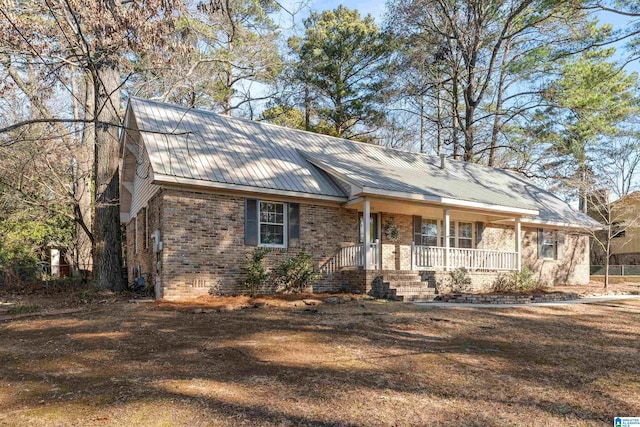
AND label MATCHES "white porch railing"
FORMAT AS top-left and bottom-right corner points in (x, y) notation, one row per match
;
(321, 242), (517, 274)
(413, 245), (446, 269)
(413, 244), (518, 271)
(319, 240), (379, 274)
